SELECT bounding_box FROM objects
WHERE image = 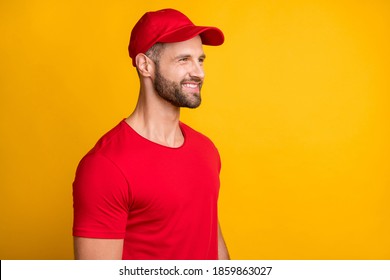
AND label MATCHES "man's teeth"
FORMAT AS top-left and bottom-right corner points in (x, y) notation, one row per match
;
(183, 83), (198, 88)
